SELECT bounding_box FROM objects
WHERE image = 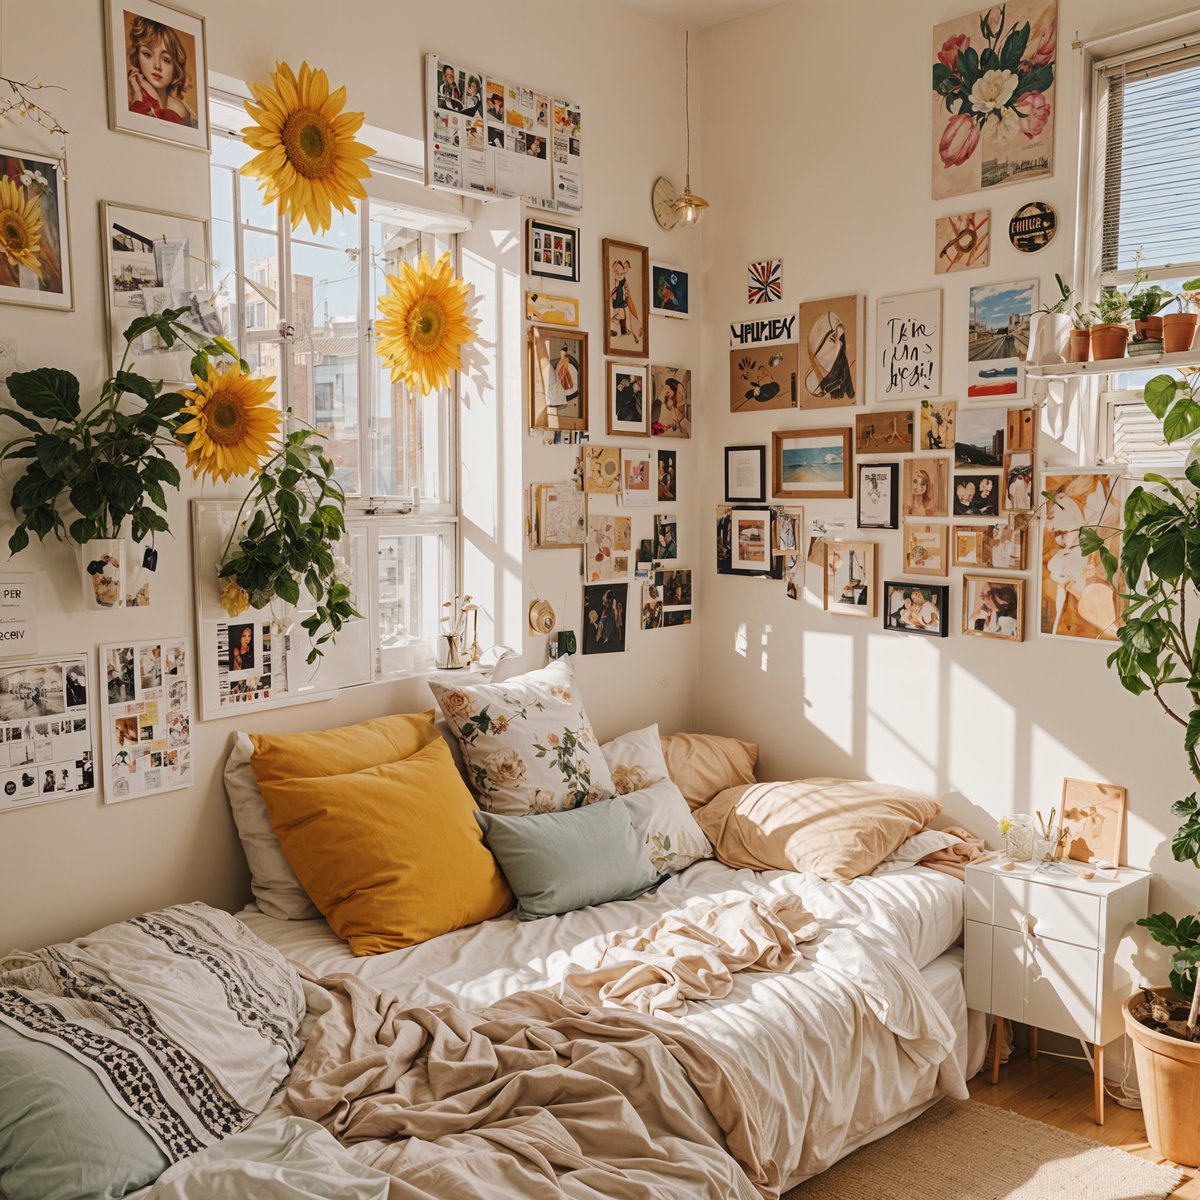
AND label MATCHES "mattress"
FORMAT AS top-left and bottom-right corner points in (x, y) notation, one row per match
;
(238, 859), (983, 1187)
